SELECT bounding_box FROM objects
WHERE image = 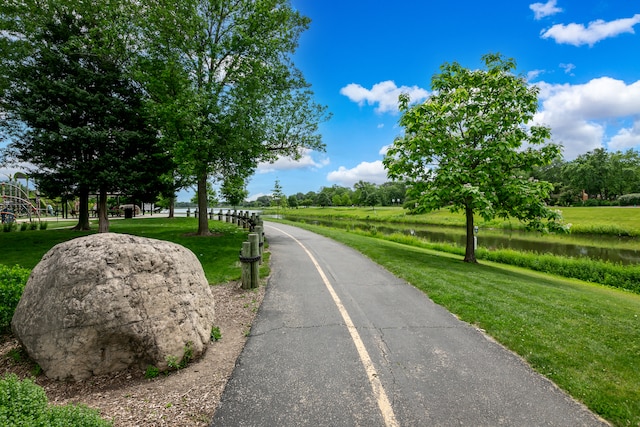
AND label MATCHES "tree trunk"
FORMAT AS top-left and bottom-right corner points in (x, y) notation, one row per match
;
(71, 188), (91, 231)
(196, 172), (210, 235)
(463, 204), (477, 263)
(168, 196), (175, 218)
(97, 188), (109, 233)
